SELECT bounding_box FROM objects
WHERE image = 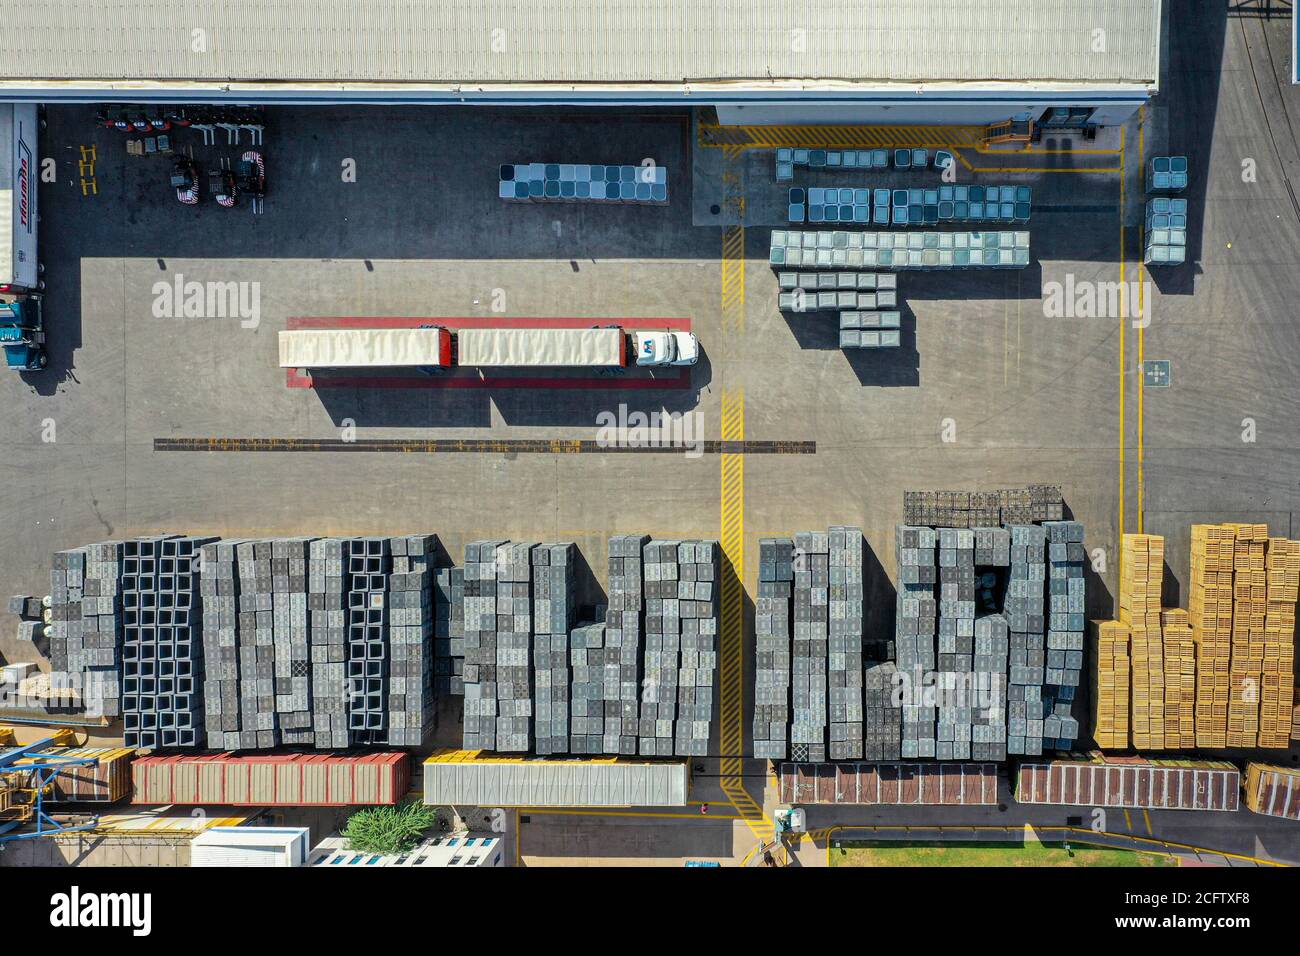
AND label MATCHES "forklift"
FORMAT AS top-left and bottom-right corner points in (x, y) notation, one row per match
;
(0, 296), (45, 371)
